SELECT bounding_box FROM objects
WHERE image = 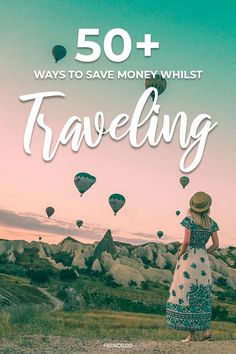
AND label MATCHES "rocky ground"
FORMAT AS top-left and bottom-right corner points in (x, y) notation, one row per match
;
(1, 231), (236, 291)
(0, 336), (236, 354)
